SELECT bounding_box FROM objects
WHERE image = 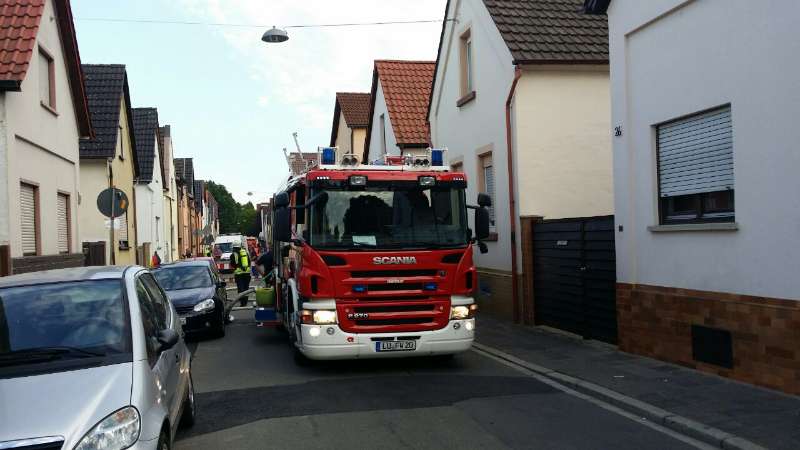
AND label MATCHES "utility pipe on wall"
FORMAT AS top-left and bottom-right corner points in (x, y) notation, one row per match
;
(505, 66), (523, 323)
